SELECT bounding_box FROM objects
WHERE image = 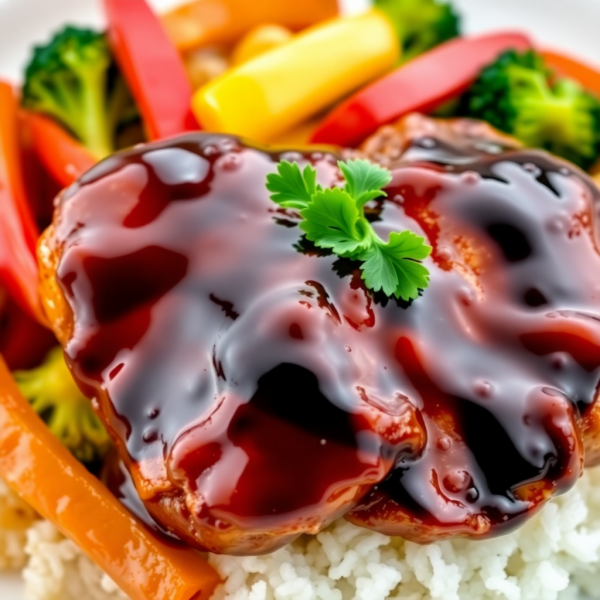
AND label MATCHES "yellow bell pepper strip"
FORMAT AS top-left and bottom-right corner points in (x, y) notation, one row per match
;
(162, 0), (338, 53)
(104, 0), (199, 141)
(192, 9), (400, 143)
(0, 83), (48, 325)
(311, 31), (532, 147)
(23, 111), (97, 188)
(0, 355), (220, 600)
